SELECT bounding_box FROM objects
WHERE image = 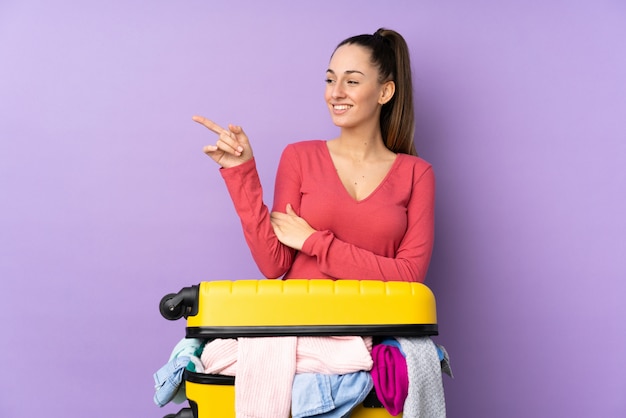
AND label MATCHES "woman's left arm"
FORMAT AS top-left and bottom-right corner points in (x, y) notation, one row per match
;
(274, 166), (435, 282)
